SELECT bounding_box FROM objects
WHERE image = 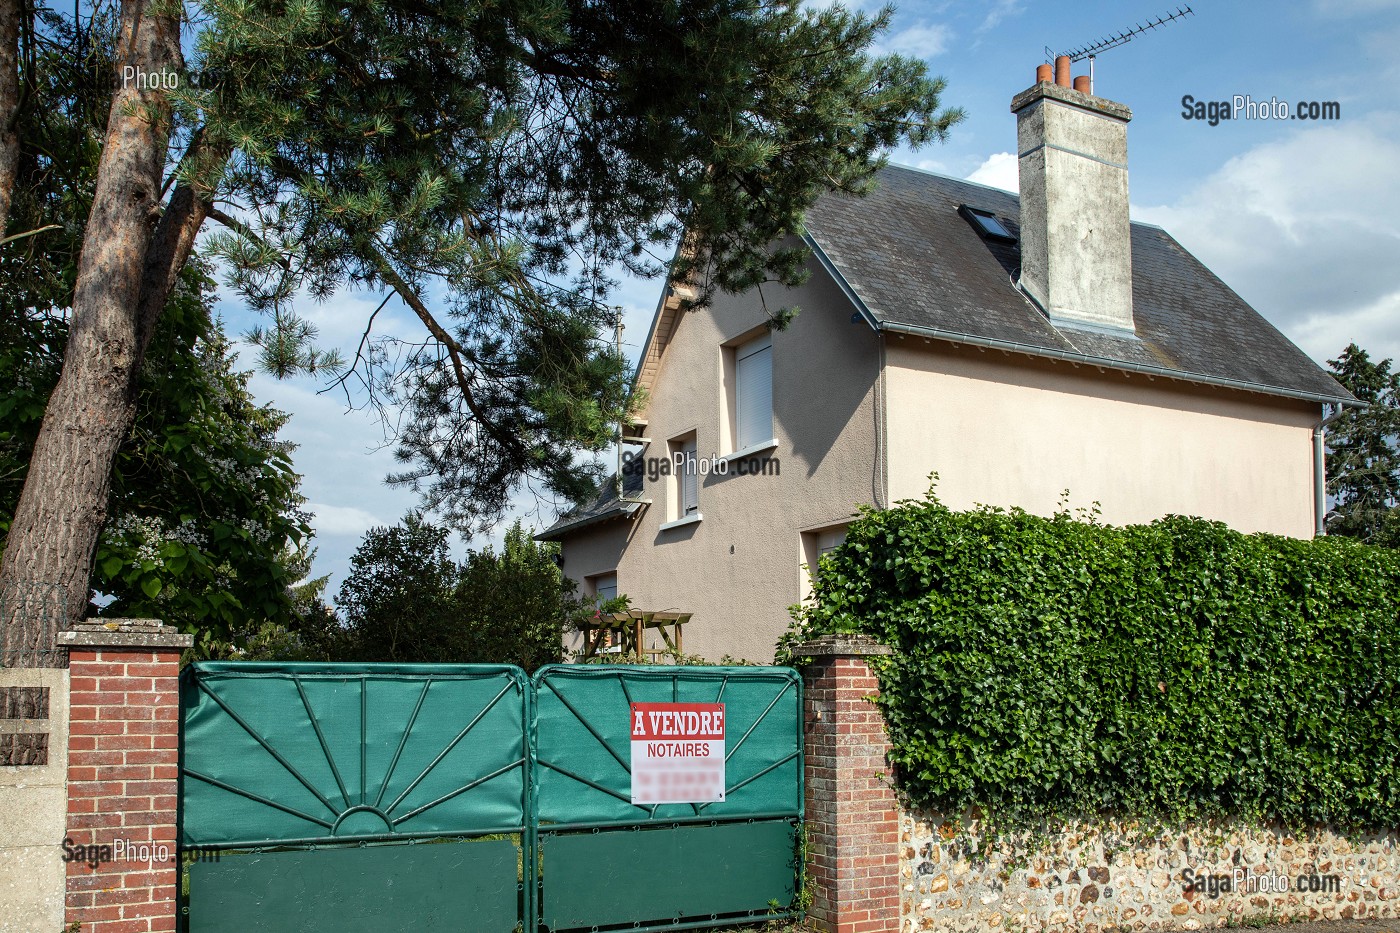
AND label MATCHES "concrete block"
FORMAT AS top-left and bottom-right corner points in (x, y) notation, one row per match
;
(0, 844), (65, 933)
(0, 784), (66, 847)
